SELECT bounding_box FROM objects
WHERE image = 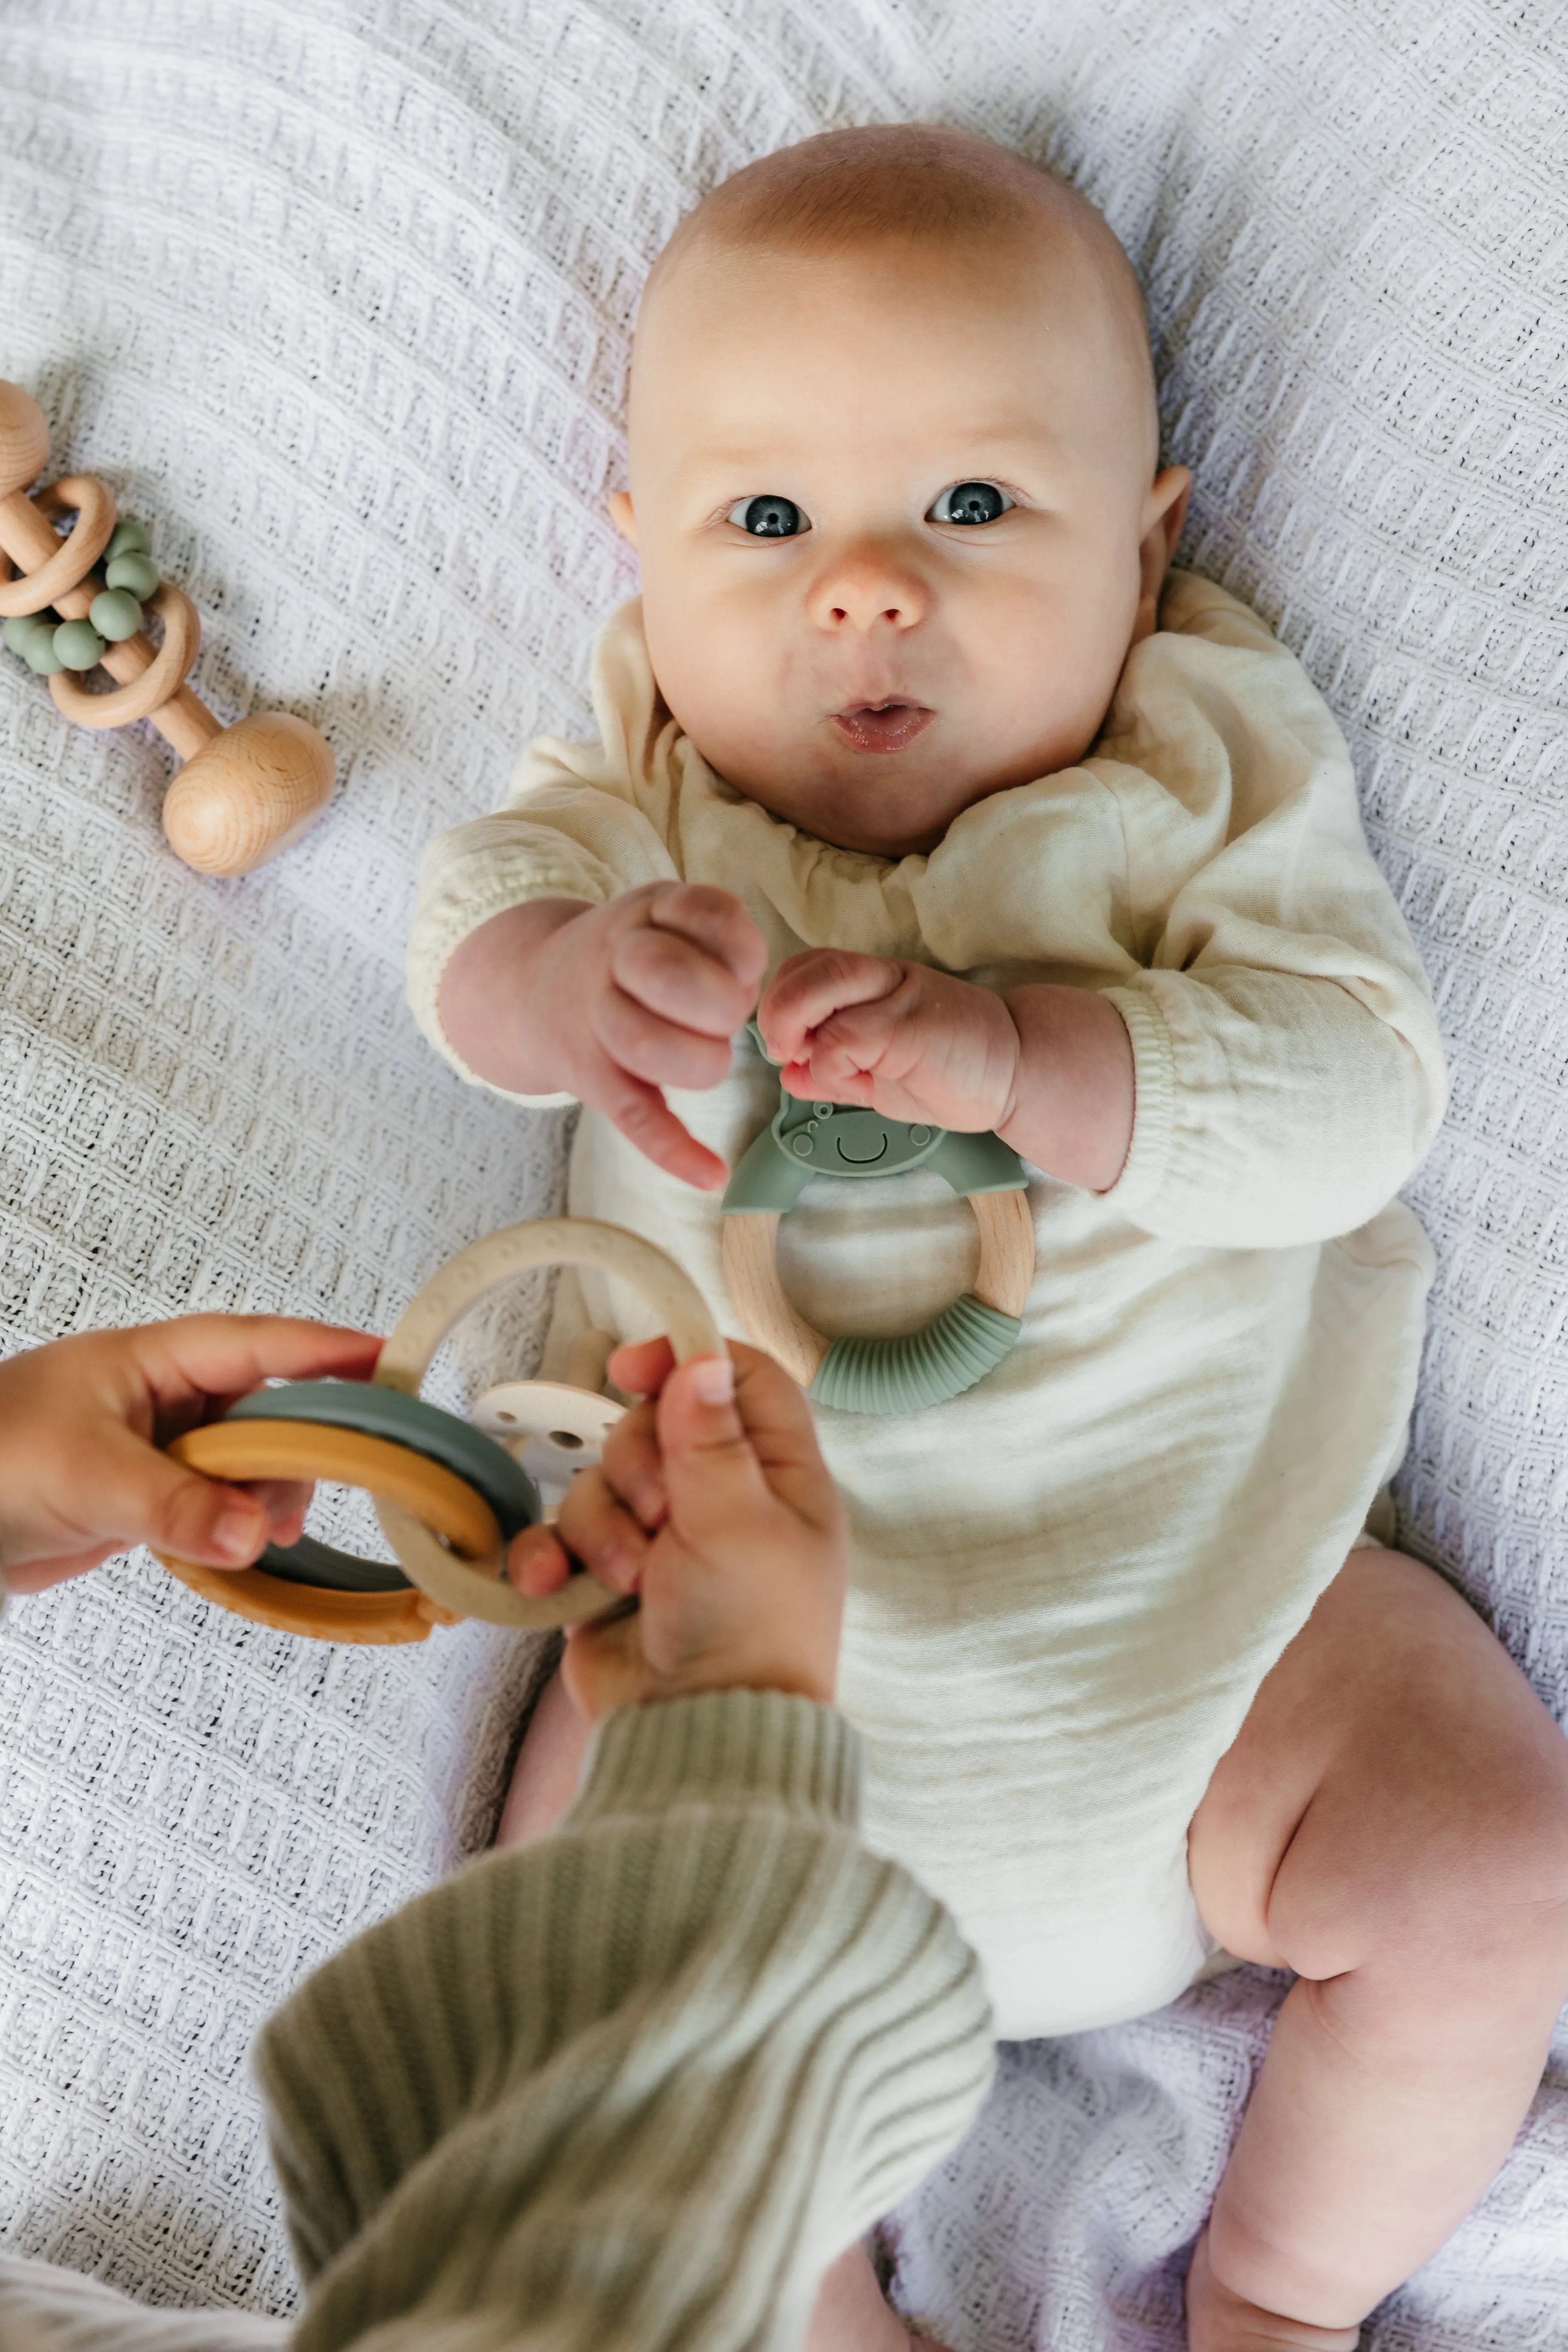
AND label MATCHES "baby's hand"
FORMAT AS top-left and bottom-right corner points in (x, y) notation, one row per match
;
(507, 1338), (846, 1719)
(445, 884), (768, 1190)
(759, 951), (1021, 1134)
(548, 885), (766, 1187)
(0, 1315), (381, 1595)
